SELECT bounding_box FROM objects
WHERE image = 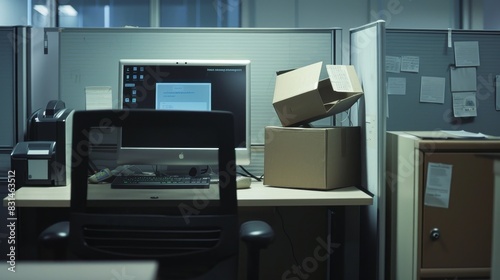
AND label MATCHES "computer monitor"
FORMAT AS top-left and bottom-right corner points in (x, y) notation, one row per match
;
(117, 59), (251, 166)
